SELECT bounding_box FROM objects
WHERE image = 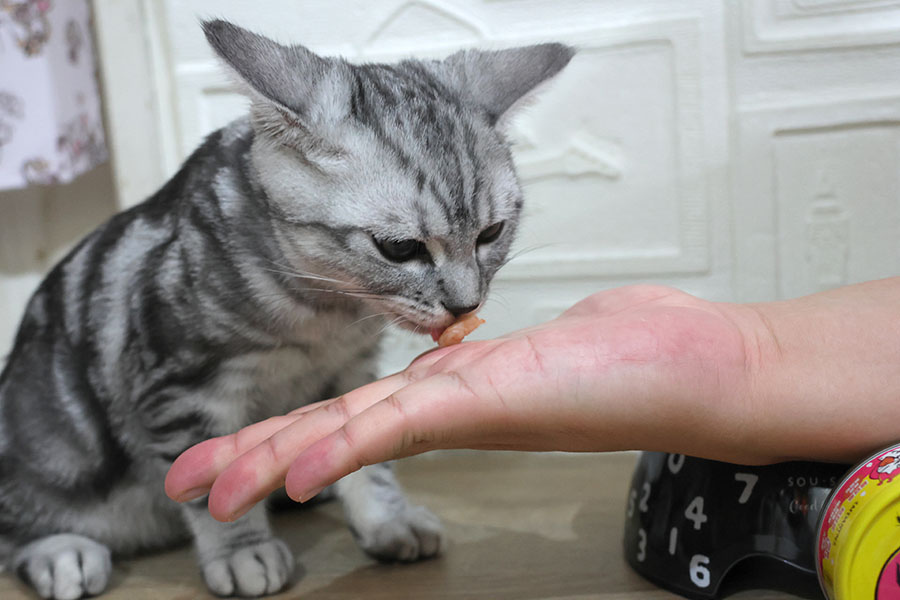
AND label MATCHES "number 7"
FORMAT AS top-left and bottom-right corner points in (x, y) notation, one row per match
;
(734, 473), (758, 504)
